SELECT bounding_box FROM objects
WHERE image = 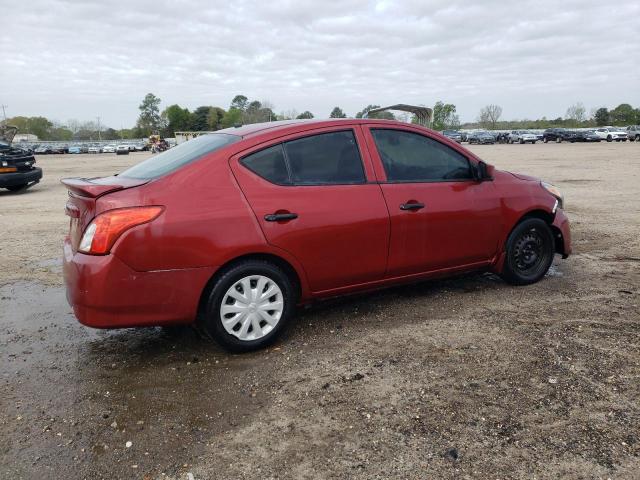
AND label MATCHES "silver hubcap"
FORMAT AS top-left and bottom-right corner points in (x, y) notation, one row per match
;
(220, 275), (284, 341)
